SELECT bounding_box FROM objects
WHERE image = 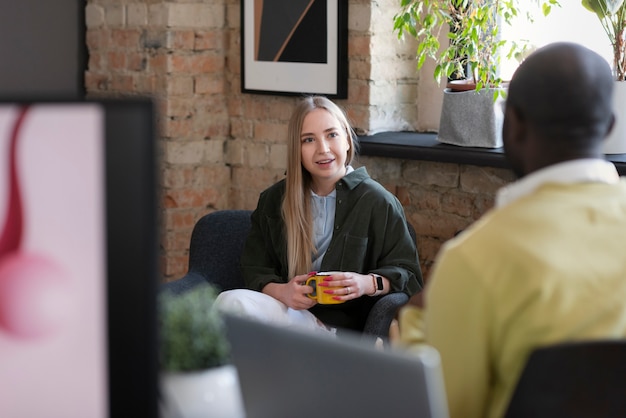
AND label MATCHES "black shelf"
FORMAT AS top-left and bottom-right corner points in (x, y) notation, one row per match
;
(358, 131), (626, 175)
